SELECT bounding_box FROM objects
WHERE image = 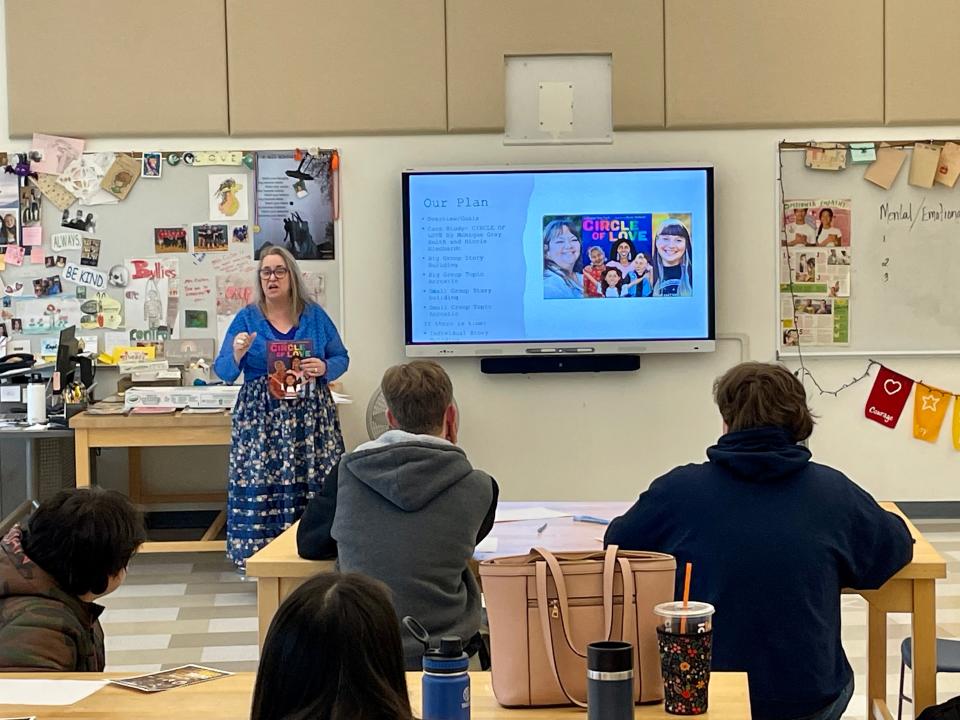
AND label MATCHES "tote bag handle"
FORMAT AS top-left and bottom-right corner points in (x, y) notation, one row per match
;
(533, 545), (637, 707)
